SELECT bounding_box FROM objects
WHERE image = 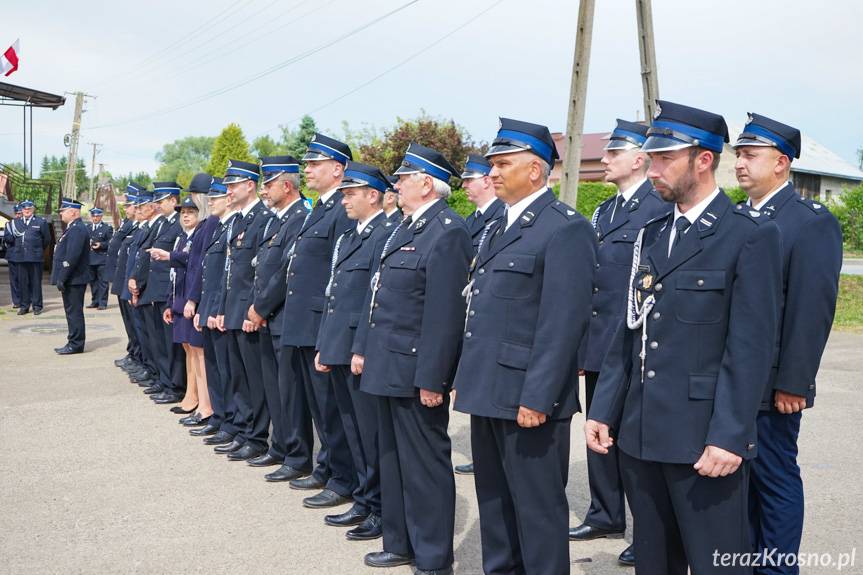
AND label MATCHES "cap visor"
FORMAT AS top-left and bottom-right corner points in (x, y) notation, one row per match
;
(222, 176), (251, 184)
(485, 143), (527, 158)
(302, 151), (330, 162)
(641, 136), (693, 153)
(730, 138), (774, 149)
(603, 140), (638, 151)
